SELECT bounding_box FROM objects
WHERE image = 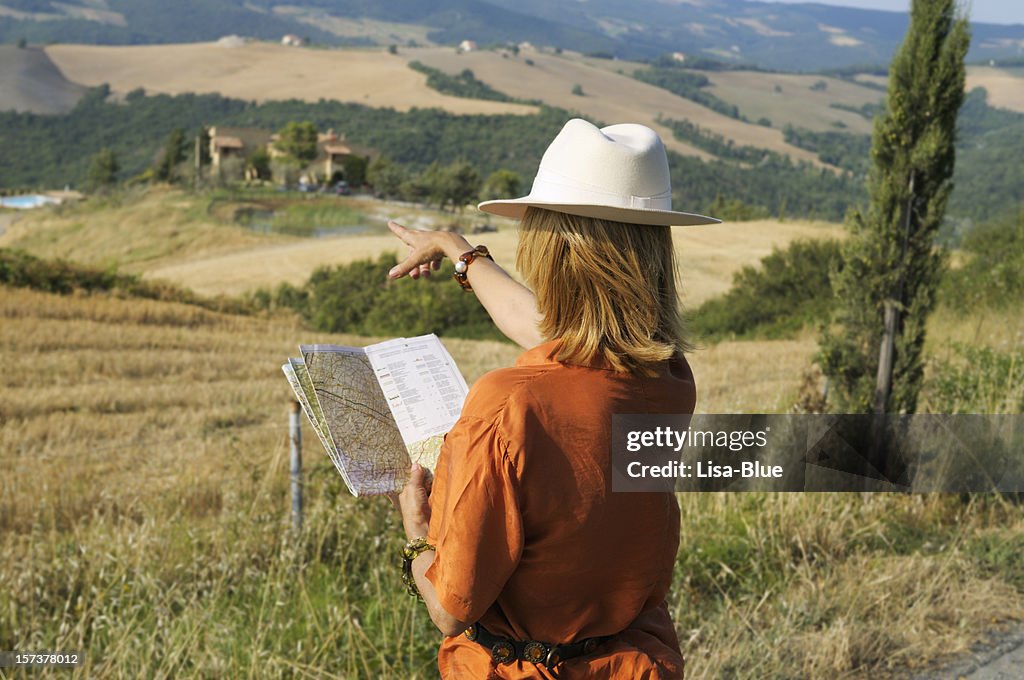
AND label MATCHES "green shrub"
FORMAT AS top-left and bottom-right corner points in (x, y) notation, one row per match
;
(0, 248), (252, 314)
(294, 254), (506, 341)
(690, 239), (841, 341)
(941, 209), (1024, 310)
(924, 343), (1024, 414)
